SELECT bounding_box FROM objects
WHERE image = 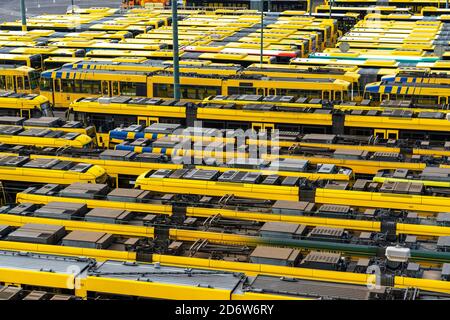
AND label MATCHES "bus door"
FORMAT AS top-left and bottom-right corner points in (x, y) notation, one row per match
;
(101, 81), (110, 96)
(262, 123), (274, 134)
(16, 76), (25, 93)
(252, 122), (263, 132)
(20, 110), (32, 119)
(137, 116), (159, 126)
(374, 129), (399, 139)
(387, 130), (398, 140)
(256, 88), (266, 95)
(5, 76), (14, 91)
(112, 81), (119, 96)
(52, 79), (63, 107)
(96, 133), (110, 148)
